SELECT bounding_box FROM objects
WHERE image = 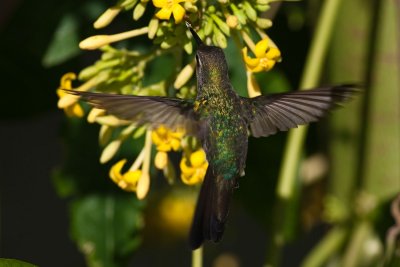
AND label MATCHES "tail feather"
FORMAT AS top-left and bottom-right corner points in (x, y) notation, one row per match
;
(189, 167), (236, 250)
